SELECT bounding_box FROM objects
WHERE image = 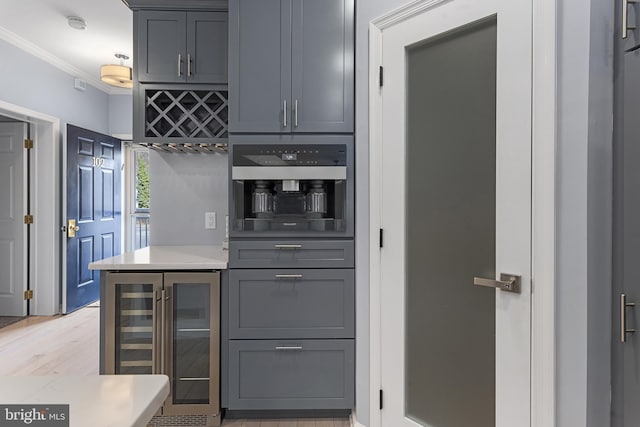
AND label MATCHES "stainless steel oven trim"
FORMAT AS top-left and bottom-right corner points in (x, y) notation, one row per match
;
(231, 166), (347, 180)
